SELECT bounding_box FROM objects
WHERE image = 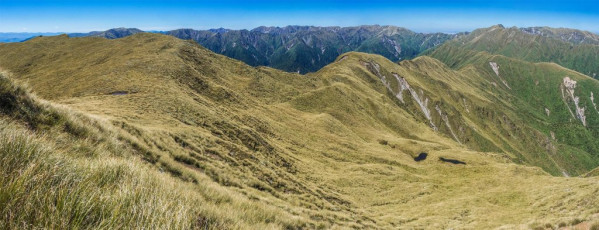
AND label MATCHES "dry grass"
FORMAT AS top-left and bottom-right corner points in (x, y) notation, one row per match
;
(0, 73), (307, 229)
(0, 33), (598, 228)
